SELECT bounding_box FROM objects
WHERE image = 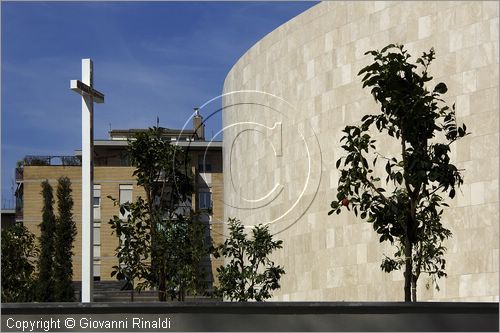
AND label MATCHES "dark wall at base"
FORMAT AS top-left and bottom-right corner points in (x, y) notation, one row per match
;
(2, 302), (498, 332)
